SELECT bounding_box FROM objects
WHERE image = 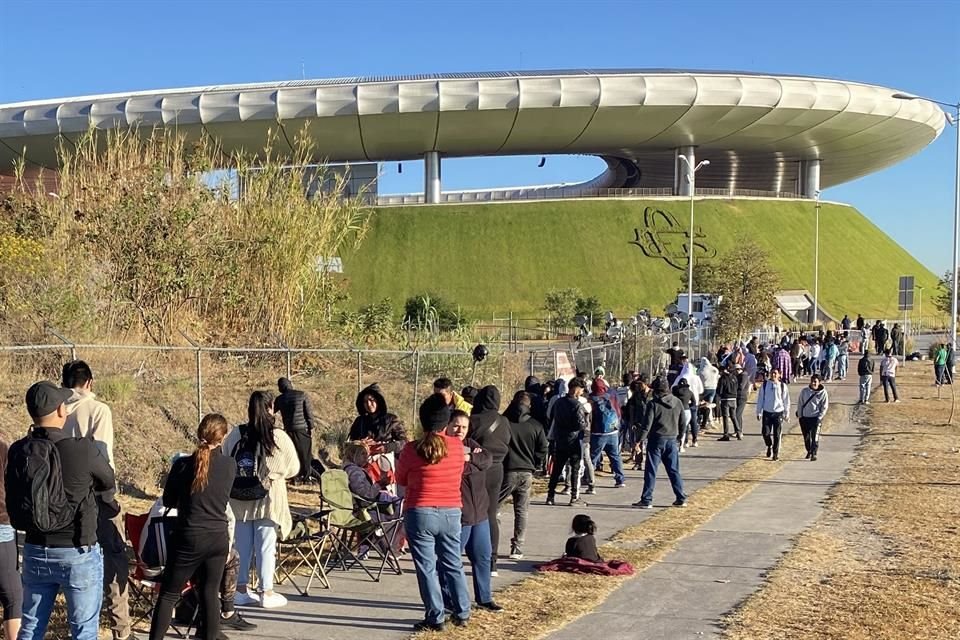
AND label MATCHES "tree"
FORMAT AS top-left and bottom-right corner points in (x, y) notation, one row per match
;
(935, 270), (956, 317)
(543, 288), (581, 327)
(574, 295), (603, 327)
(692, 240), (781, 340)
